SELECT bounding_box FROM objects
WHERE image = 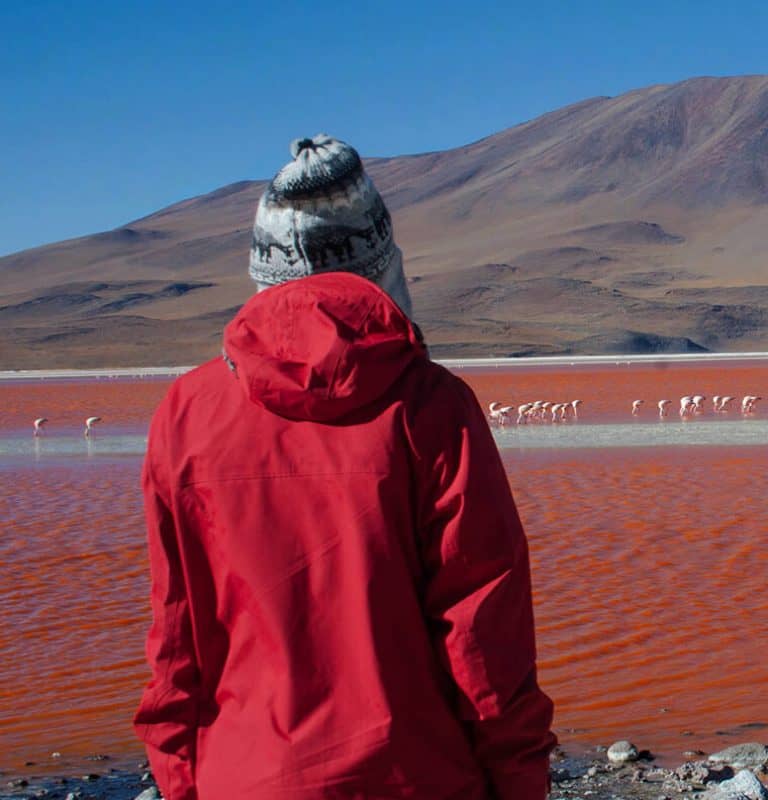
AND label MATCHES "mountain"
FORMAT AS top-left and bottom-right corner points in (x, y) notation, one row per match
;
(3, 75), (768, 367)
